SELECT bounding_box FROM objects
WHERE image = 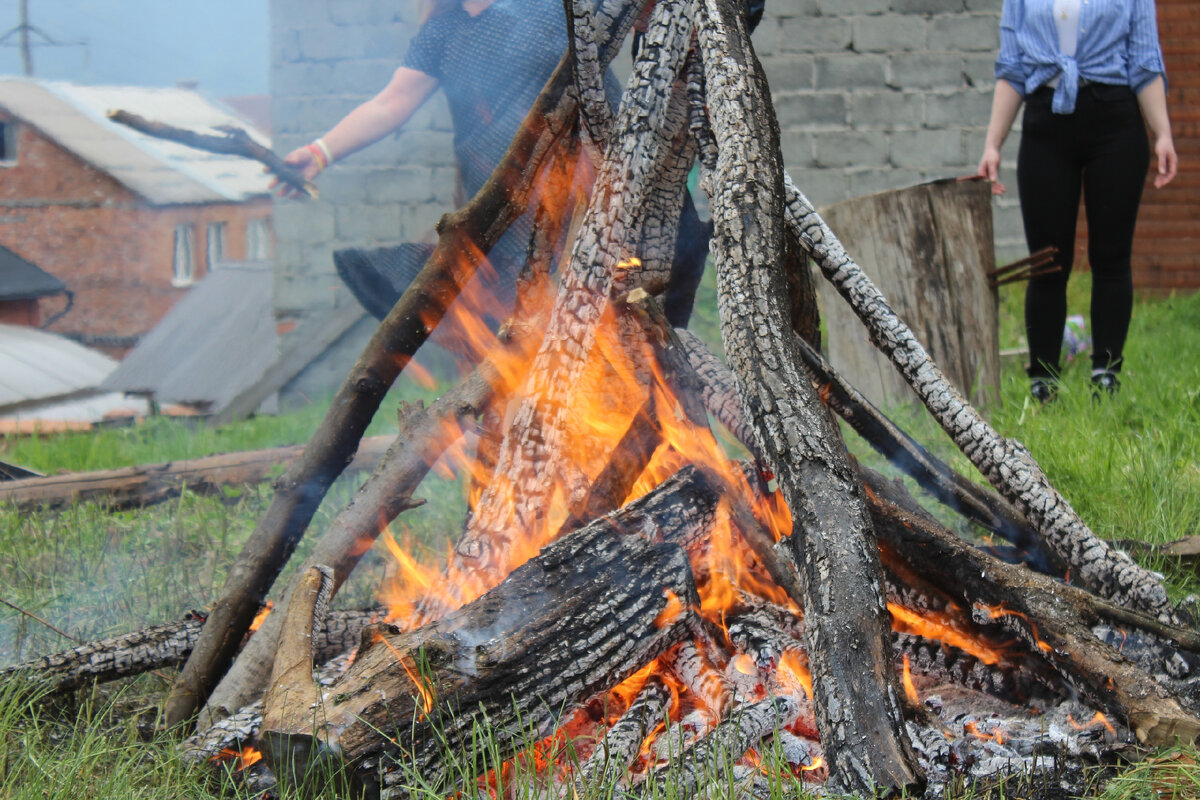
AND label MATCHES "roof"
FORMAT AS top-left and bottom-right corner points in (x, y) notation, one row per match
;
(0, 244), (66, 301)
(0, 323), (117, 411)
(102, 263), (279, 412)
(0, 78), (273, 204)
